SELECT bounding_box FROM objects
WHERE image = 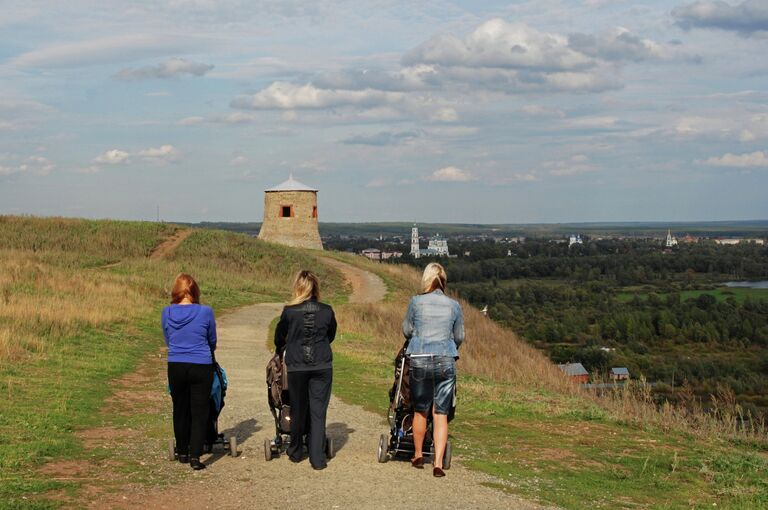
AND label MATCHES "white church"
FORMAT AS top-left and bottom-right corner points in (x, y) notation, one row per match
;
(410, 225), (450, 258)
(666, 229), (678, 248)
